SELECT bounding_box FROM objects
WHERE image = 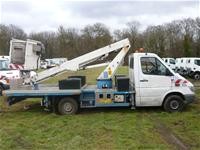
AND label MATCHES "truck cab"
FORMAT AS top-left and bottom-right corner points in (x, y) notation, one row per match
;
(9, 39), (44, 70)
(0, 57), (21, 94)
(129, 53), (194, 110)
